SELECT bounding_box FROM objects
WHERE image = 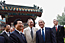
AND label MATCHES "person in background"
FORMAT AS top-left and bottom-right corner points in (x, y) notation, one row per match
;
(24, 19), (38, 43)
(10, 22), (14, 32)
(52, 19), (64, 43)
(0, 24), (11, 43)
(10, 19), (27, 43)
(0, 15), (6, 29)
(21, 24), (24, 33)
(36, 20), (56, 43)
